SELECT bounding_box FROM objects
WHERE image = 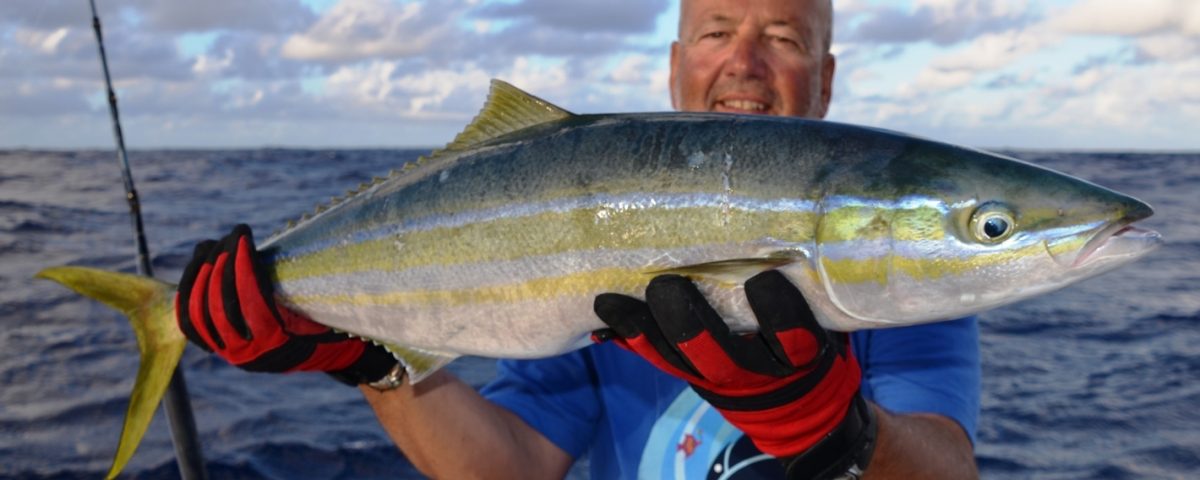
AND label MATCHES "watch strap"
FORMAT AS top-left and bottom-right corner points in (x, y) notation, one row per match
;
(366, 362), (406, 391)
(781, 393), (878, 480)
